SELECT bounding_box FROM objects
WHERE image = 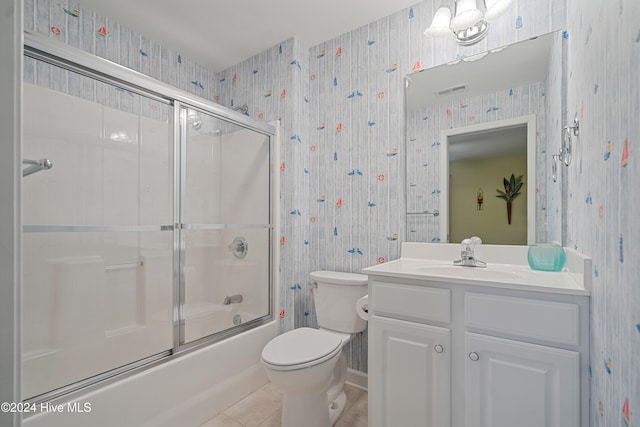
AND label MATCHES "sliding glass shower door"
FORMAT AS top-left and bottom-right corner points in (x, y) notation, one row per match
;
(22, 61), (175, 399)
(21, 52), (274, 401)
(179, 106), (271, 344)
